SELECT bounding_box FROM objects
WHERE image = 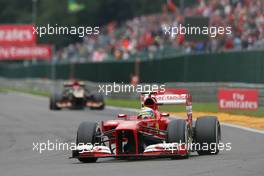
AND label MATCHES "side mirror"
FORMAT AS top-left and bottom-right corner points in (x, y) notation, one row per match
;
(161, 112), (170, 117)
(117, 114), (128, 118)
